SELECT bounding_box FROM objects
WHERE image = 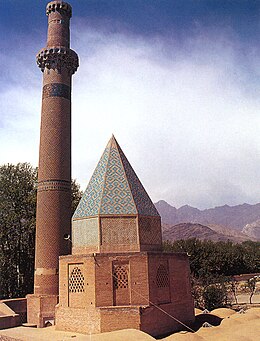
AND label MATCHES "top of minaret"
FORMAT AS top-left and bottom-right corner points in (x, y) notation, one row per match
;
(36, 0), (79, 74)
(73, 135), (160, 219)
(46, 1), (72, 18)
